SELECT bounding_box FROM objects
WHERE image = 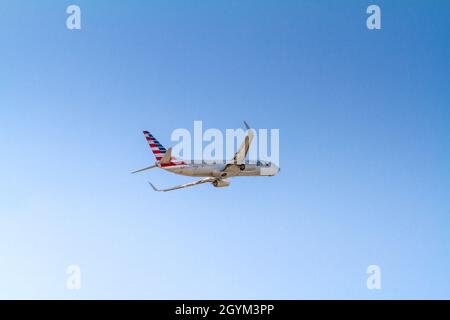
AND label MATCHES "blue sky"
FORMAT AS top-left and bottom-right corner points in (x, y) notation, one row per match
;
(1, 0), (449, 299)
